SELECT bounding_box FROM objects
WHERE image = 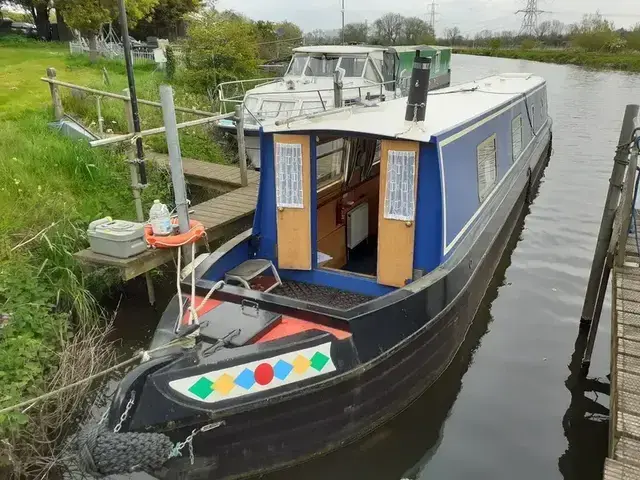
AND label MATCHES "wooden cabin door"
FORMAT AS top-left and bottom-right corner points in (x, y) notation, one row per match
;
(377, 139), (420, 287)
(274, 134), (312, 270)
